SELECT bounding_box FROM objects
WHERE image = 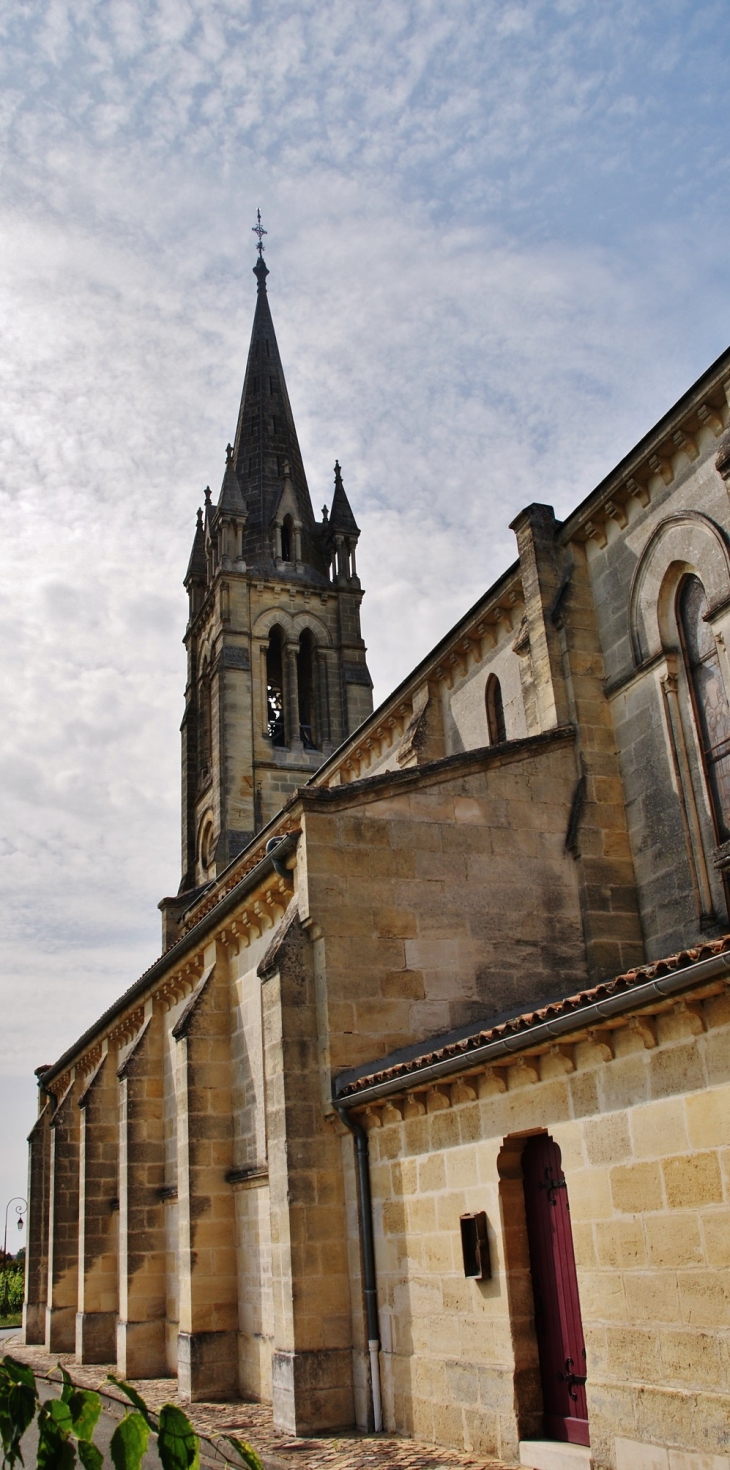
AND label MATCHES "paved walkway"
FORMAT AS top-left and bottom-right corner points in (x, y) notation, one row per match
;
(3, 1337), (515, 1470)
